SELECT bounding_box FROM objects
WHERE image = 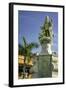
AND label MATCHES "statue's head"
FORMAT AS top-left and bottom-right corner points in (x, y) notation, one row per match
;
(45, 16), (50, 23)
